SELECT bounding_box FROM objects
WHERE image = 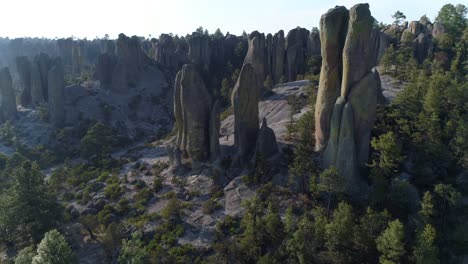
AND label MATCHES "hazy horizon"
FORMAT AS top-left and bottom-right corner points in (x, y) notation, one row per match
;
(0, 0), (455, 39)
